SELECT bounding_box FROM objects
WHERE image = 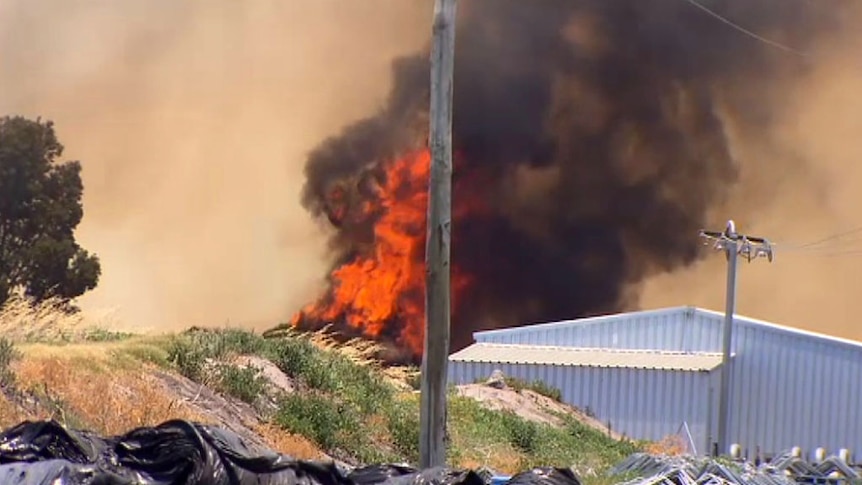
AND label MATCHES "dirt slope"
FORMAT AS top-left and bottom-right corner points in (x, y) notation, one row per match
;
(455, 384), (624, 441)
(0, 339), (327, 461)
